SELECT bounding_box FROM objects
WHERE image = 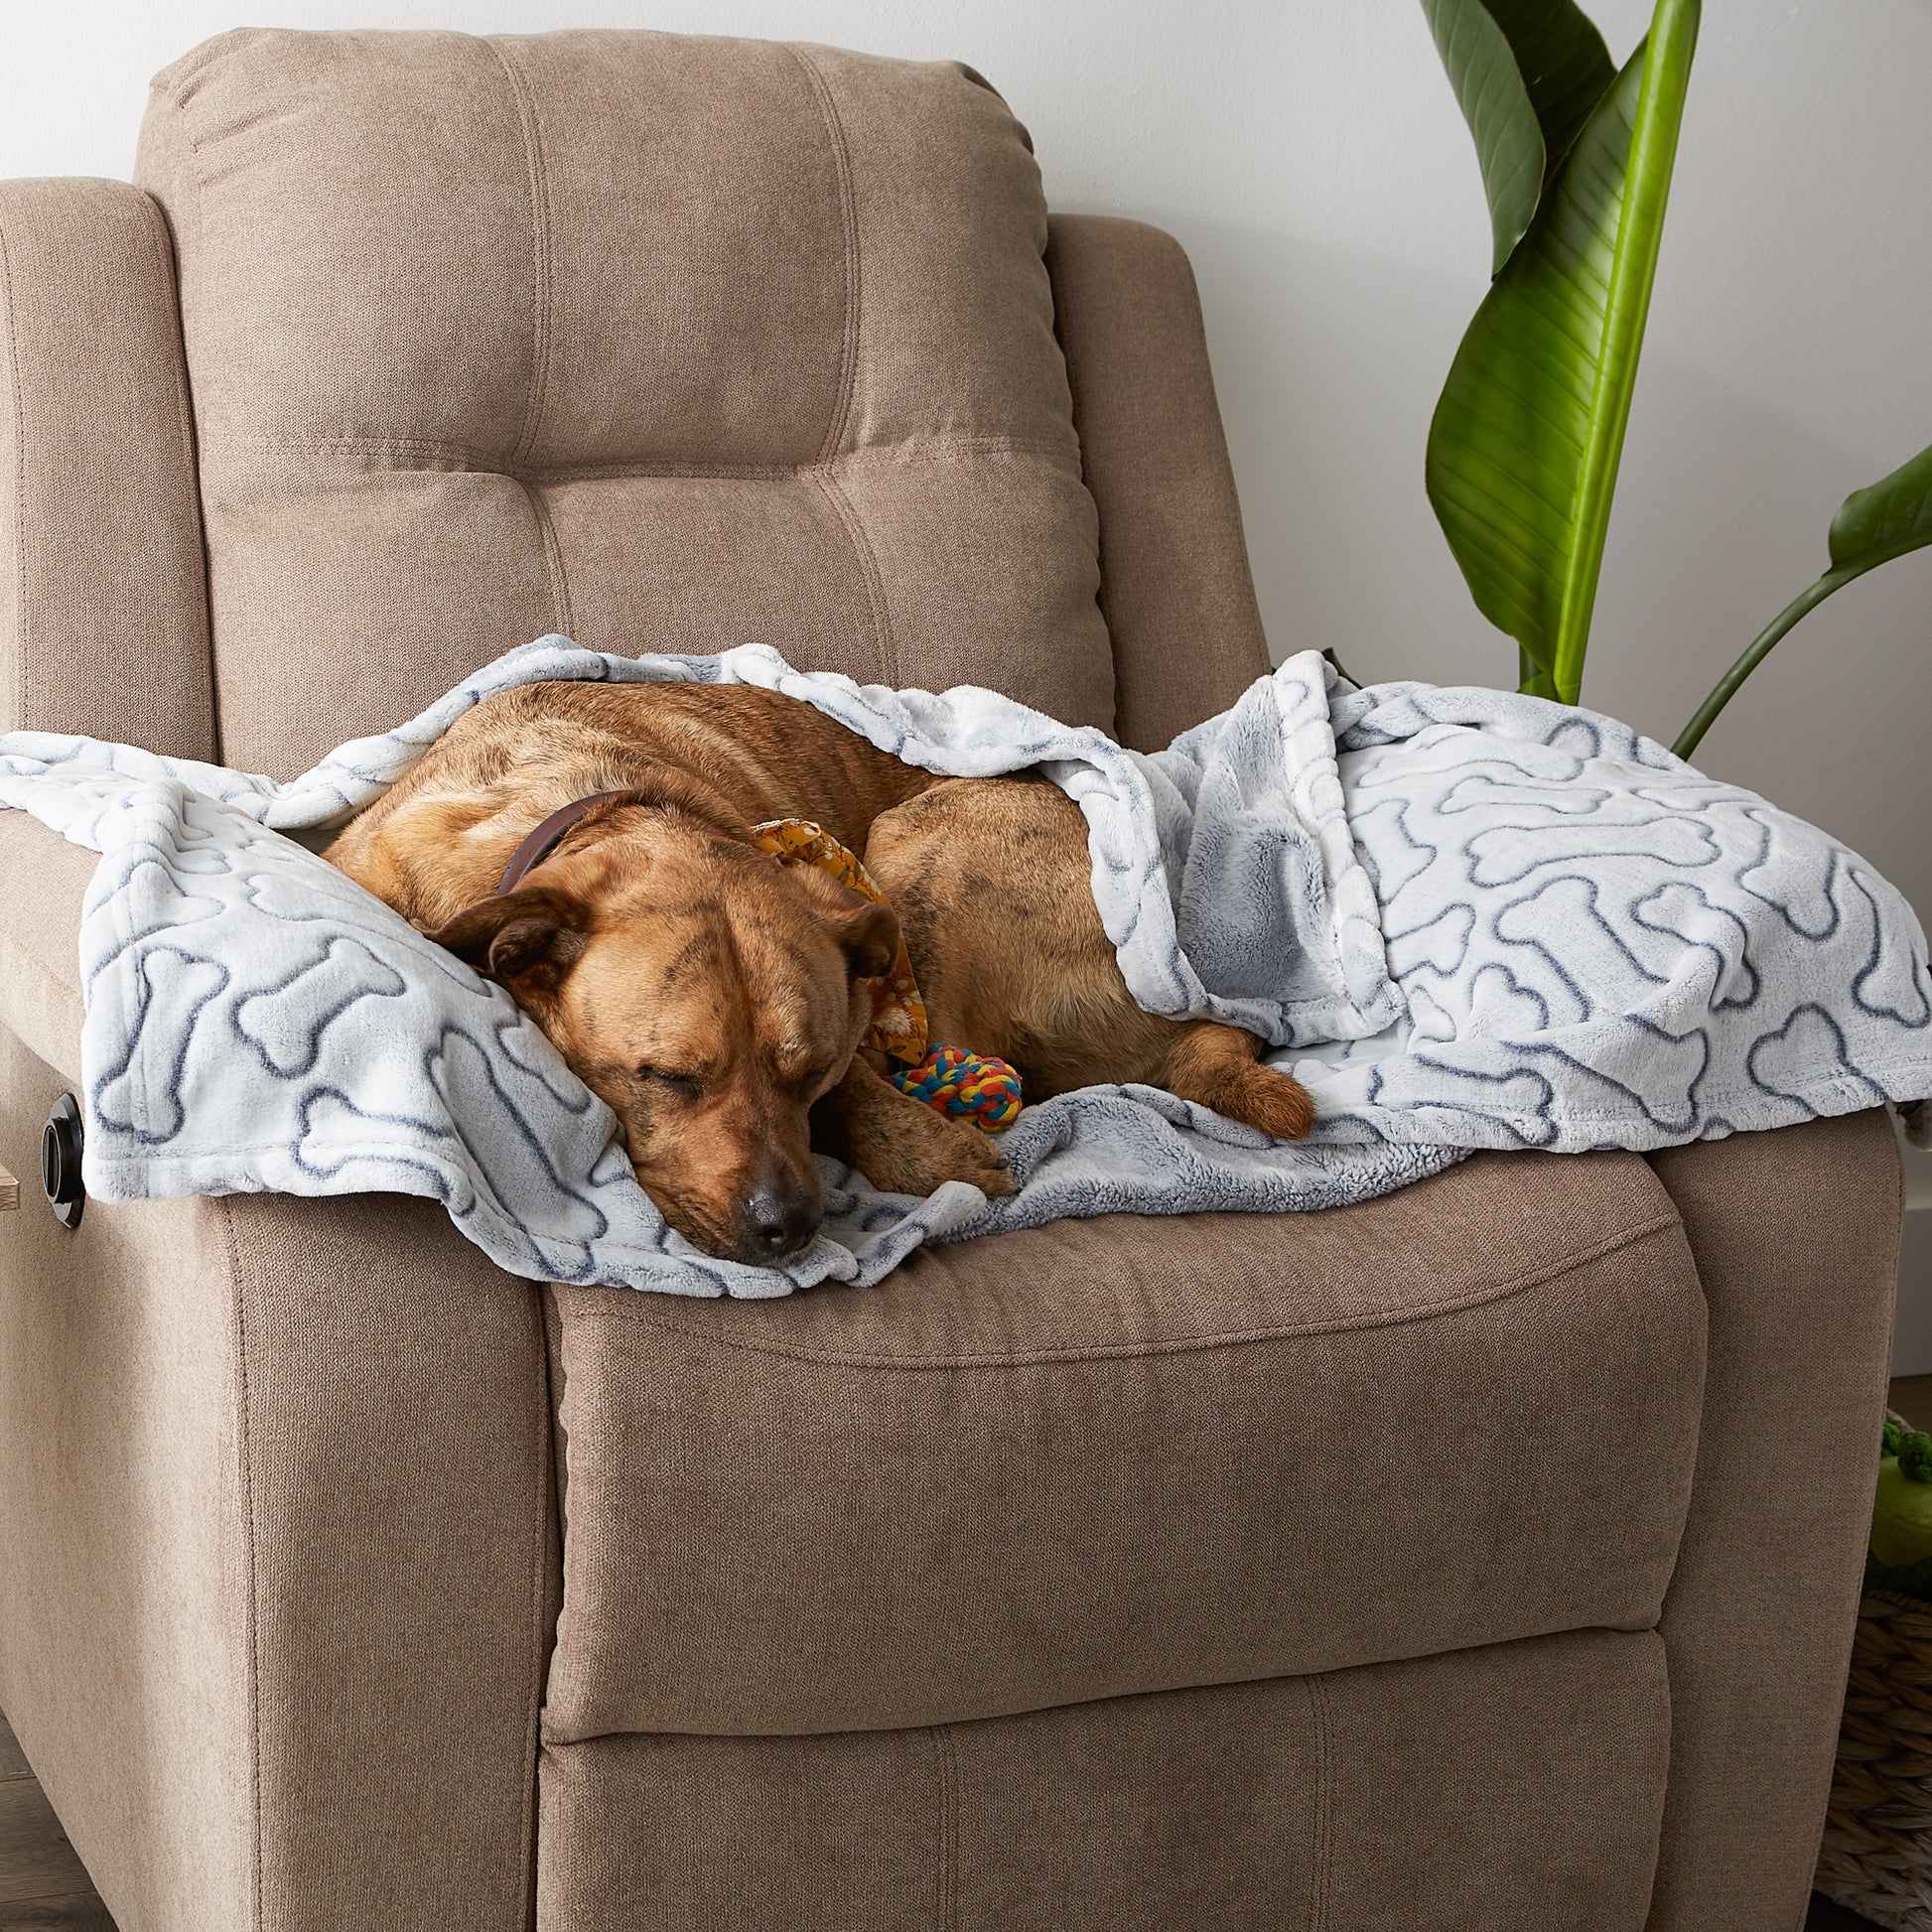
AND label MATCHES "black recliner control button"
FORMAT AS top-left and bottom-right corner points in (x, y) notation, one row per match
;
(42, 1093), (83, 1229)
